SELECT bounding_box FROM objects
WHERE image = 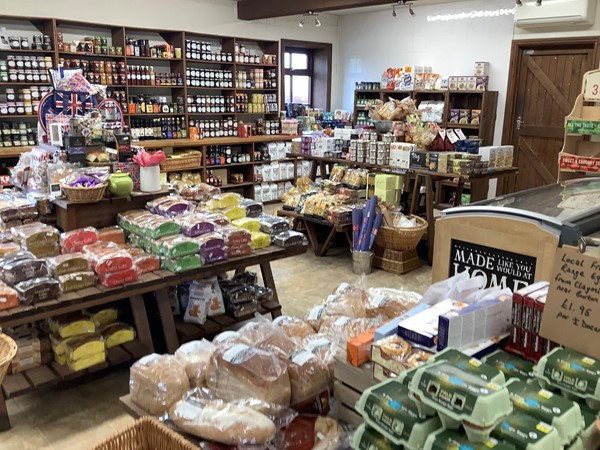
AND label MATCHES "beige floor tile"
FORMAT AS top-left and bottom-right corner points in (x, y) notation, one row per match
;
(0, 247), (432, 448)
